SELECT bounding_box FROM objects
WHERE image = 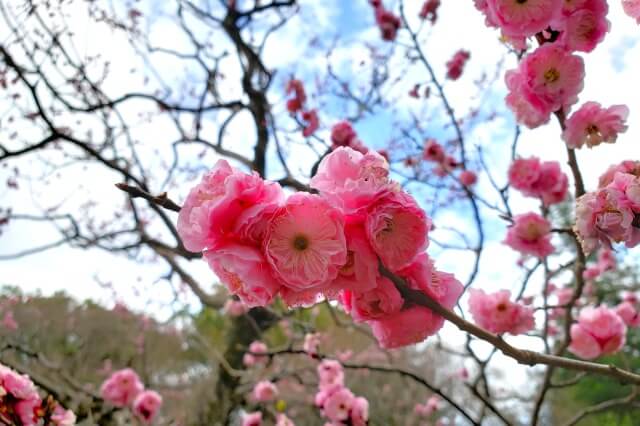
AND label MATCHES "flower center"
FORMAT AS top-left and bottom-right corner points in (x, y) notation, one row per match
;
(516, 0), (527, 4)
(544, 68), (560, 83)
(586, 124), (599, 135)
(381, 217), (394, 234)
(293, 235), (309, 251)
(496, 303), (508, 312)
